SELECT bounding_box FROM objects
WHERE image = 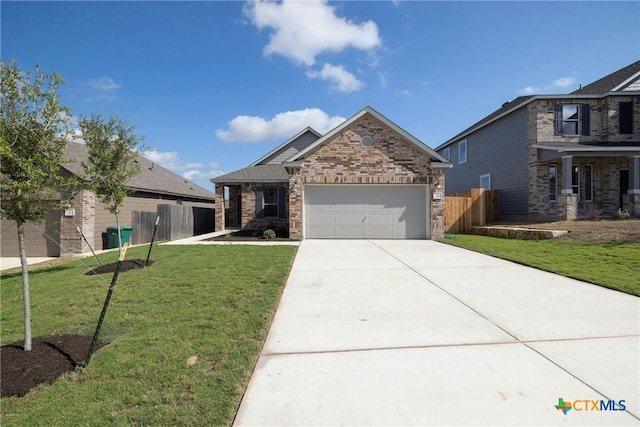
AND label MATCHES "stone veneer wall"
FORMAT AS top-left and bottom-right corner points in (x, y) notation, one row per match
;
(288, 115), (446, 239)
(59, 189), (95, 256)
(527, 98), (639, 219)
